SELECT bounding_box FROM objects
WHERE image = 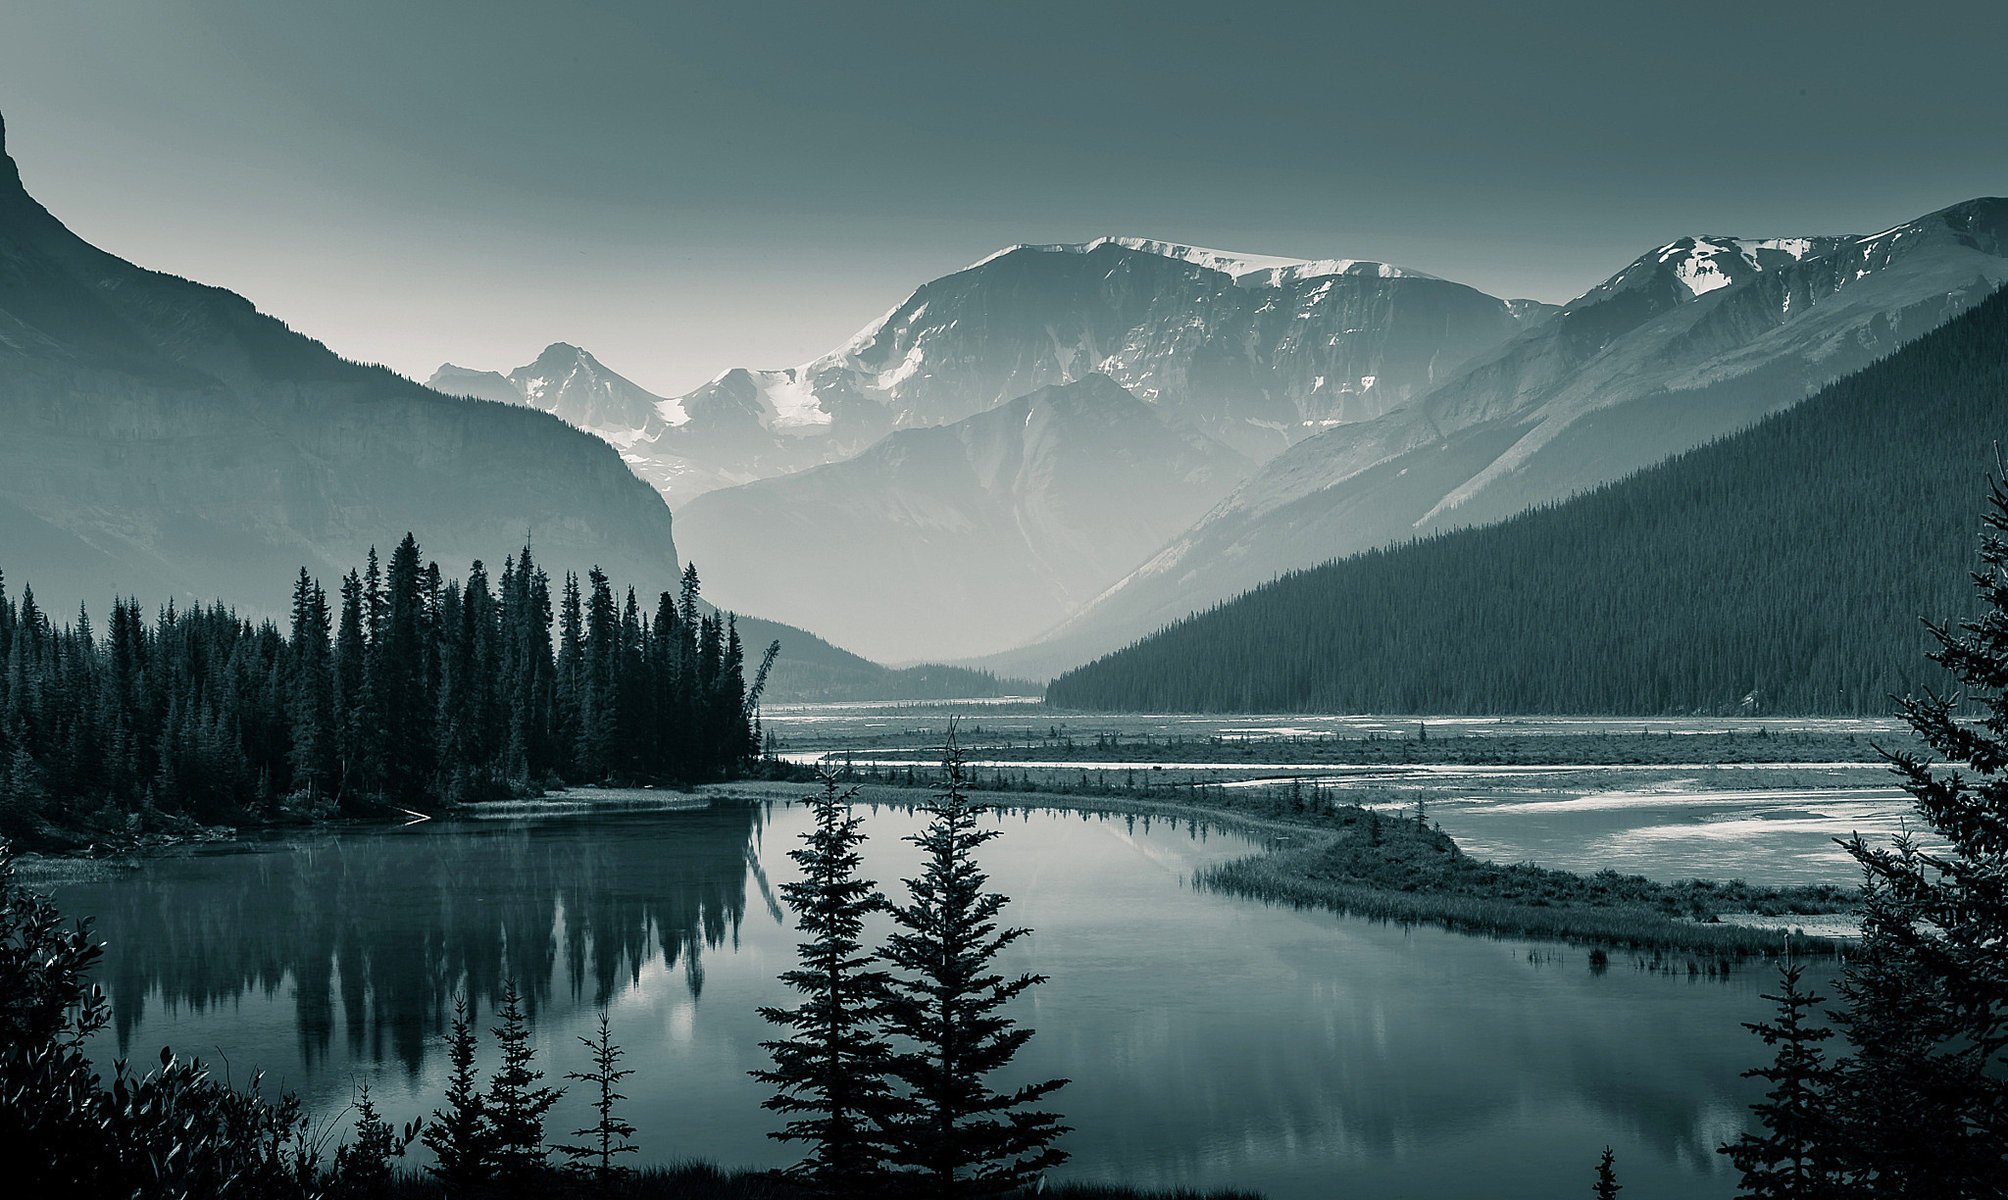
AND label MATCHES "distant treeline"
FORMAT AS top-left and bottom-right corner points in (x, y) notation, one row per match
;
(0, 535), (765, 838)
(1049, 286), (2008, 715)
